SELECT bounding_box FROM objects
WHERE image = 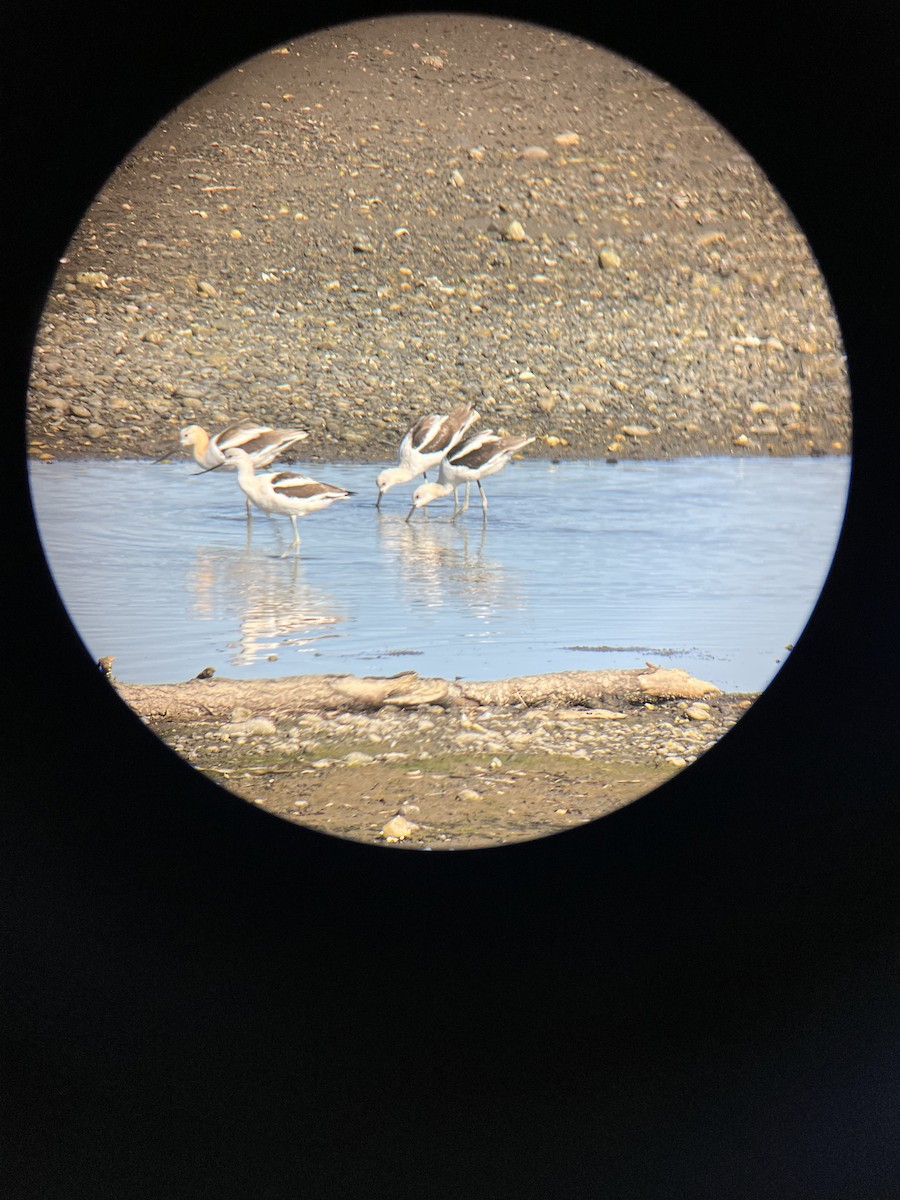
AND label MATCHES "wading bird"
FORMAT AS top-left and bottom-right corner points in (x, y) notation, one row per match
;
(217, 447), (352, 556)
(376, 403), (479, 508)
(405, 430), (535, 521)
